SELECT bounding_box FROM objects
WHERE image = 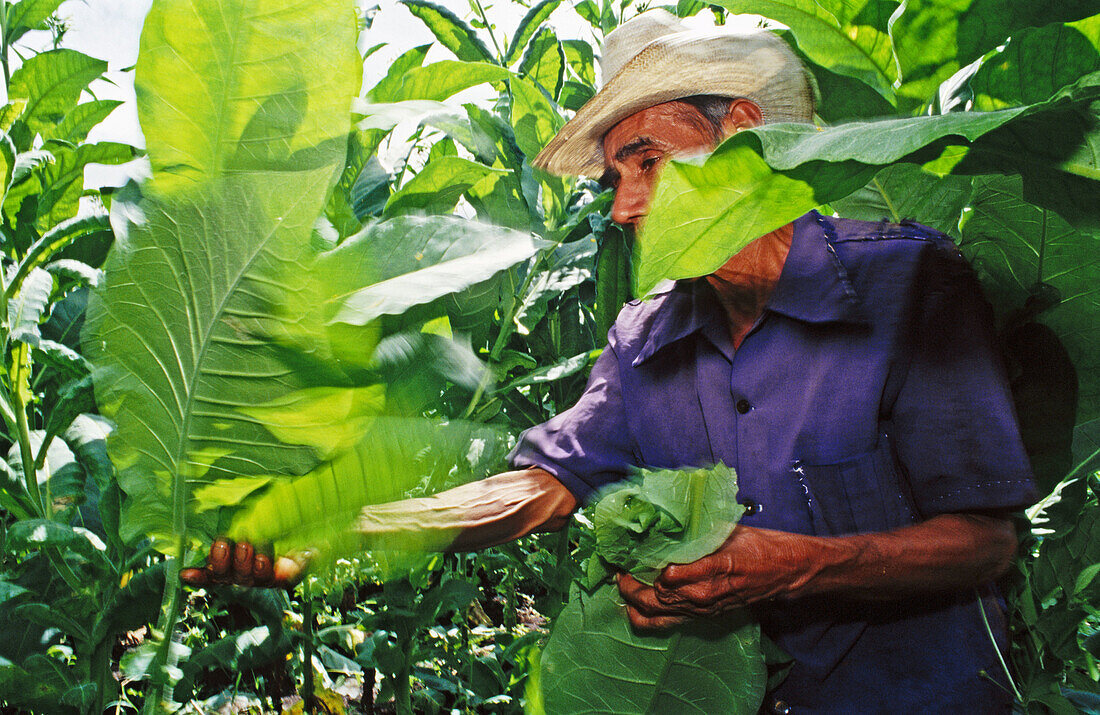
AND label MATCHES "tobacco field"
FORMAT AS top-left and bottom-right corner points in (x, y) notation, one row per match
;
(0, 0), (1098, 712)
